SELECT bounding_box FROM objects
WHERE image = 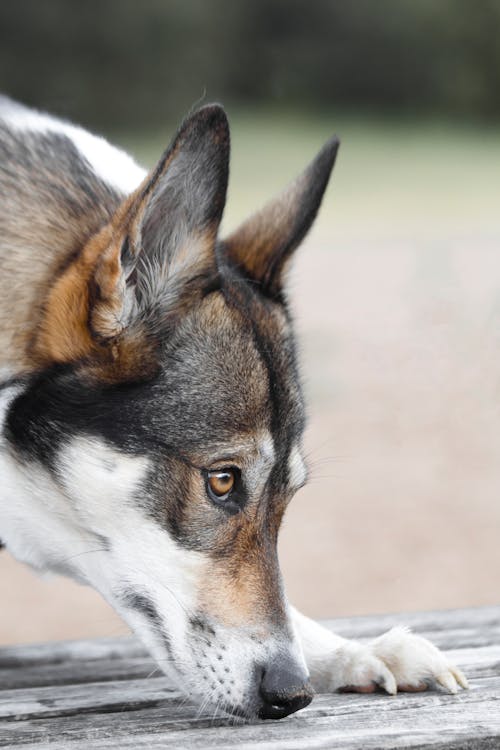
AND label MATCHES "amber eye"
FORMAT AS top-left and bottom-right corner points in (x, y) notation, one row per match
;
(207, 469), (235, 500)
